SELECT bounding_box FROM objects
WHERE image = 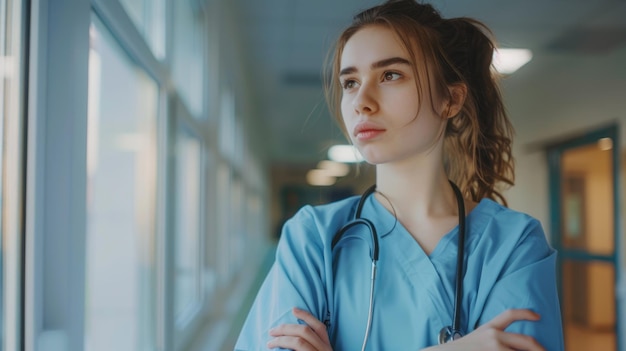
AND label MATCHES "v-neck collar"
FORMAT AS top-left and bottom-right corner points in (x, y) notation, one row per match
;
(362, 194), (496, 258)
